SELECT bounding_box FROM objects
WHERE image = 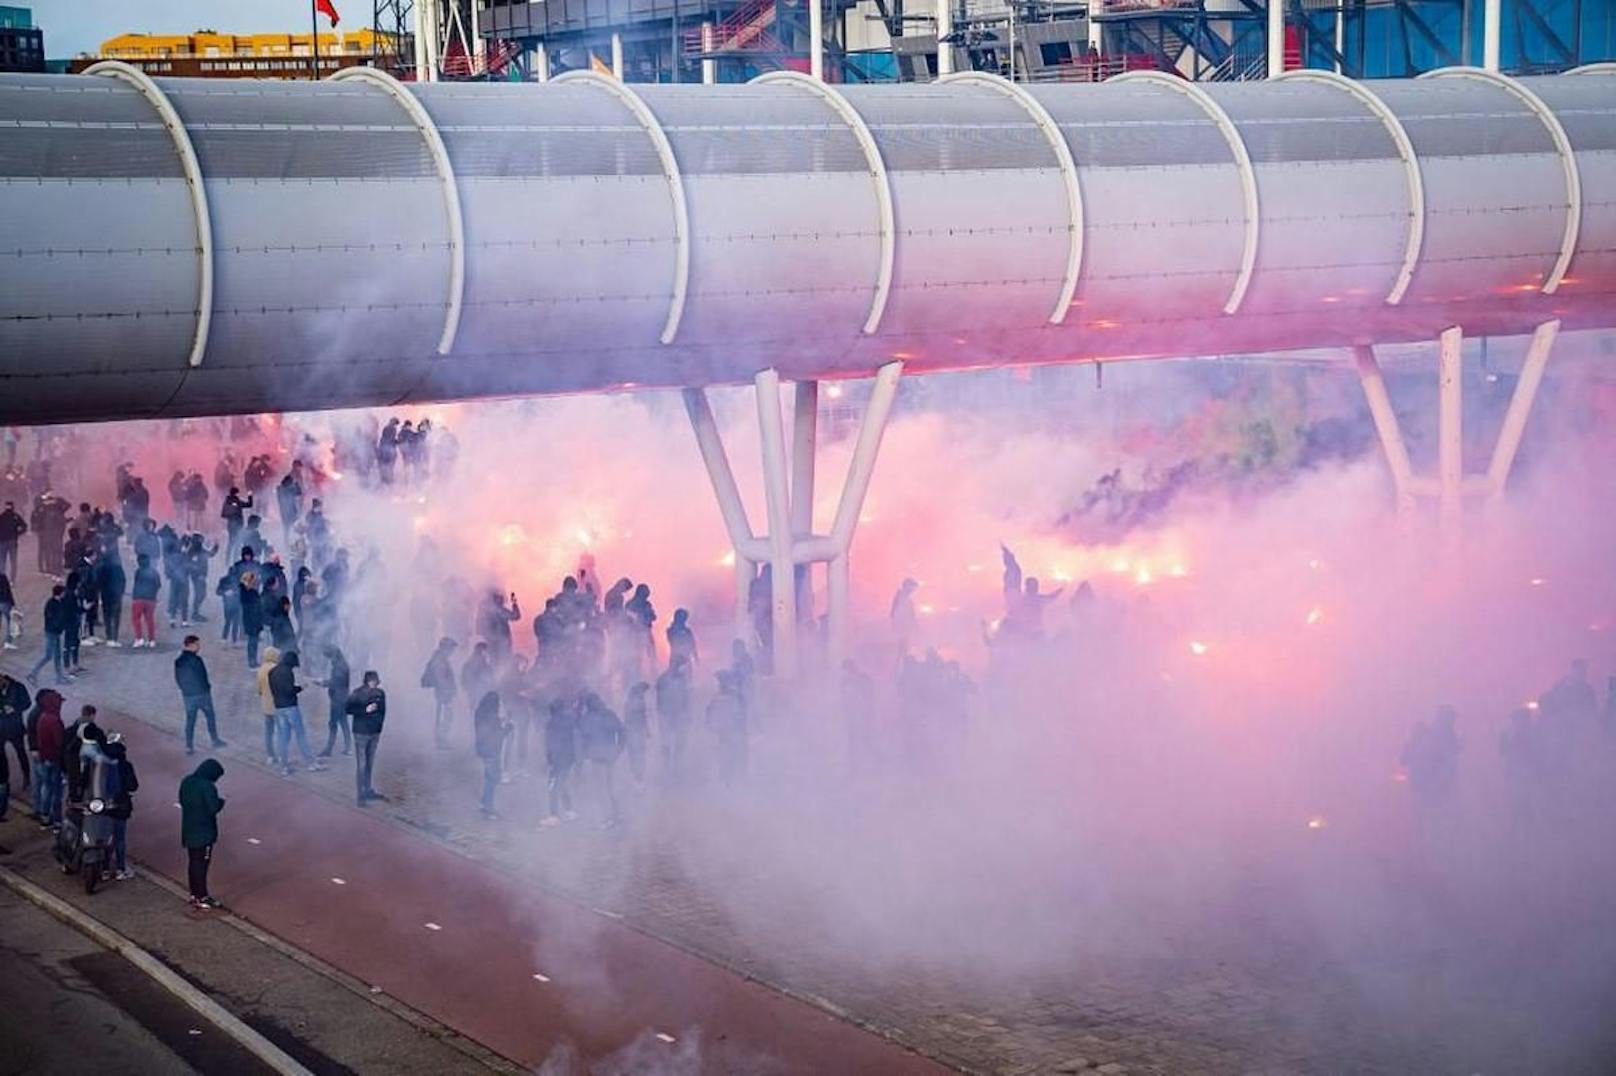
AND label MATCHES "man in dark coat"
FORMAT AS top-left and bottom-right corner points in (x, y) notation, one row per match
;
(174, 635), (226, 755)
(0, 498), (27, 579)
(178, 759), (225, 908)
(346, 670), (388, 806)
